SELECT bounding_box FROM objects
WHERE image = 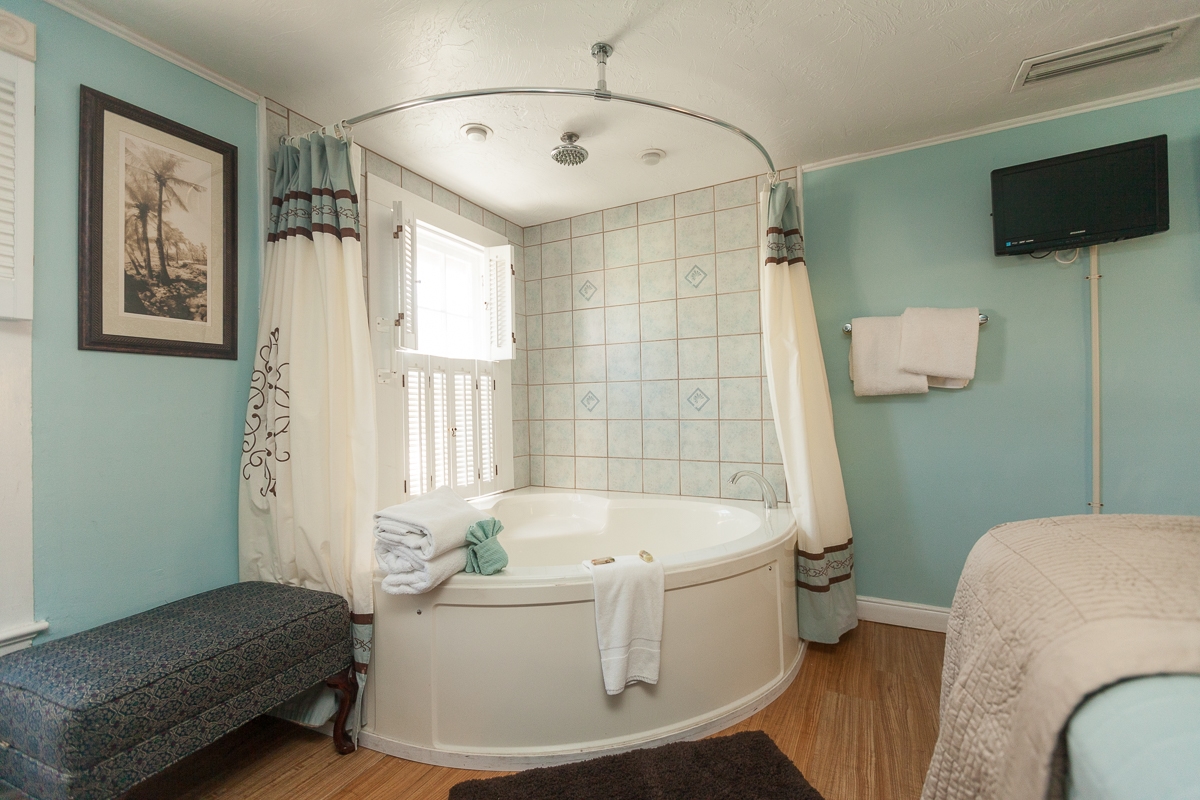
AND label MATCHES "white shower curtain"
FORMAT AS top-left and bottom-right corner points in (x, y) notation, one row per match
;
(759, 176), (857, 644)
(239, 133), (377, 725)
